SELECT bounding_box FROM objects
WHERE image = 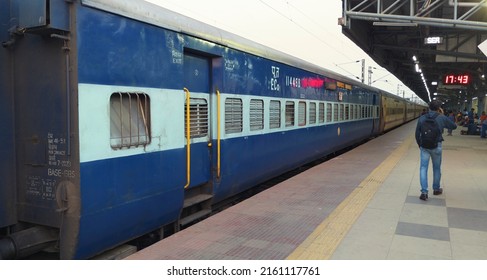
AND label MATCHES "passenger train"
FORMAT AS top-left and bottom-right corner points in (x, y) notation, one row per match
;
(0, 0), (425, 259)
